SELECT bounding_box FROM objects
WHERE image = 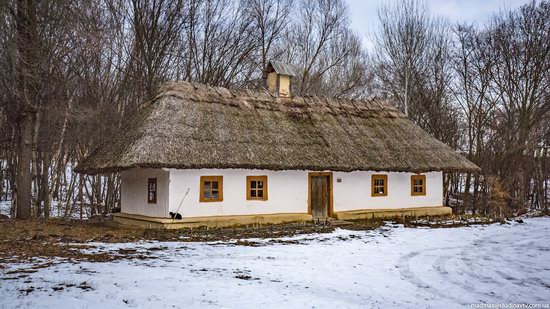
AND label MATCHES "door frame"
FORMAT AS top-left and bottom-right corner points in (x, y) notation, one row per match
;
(308, 172), (334, 217)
